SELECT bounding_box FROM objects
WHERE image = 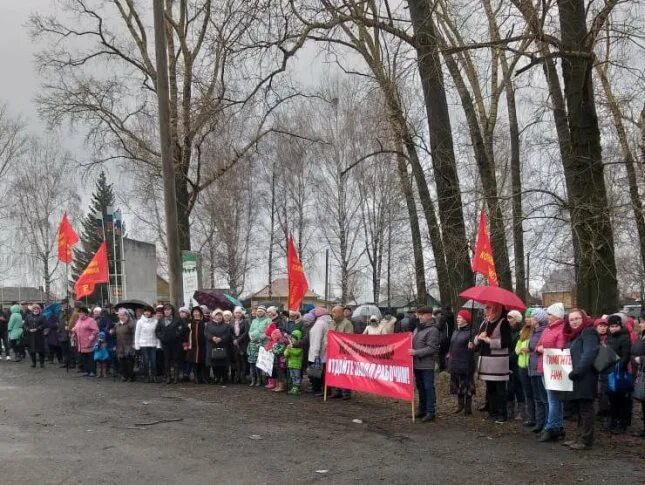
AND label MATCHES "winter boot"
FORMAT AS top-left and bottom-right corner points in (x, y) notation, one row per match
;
(464, 396), (473, 415)
(248, 374), (256, 387)
(507, 401), (516, 420)
(272, 380), (286, 392)
(265, 378), (276, 390)
(453, 395), (465, 414)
